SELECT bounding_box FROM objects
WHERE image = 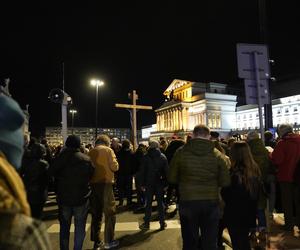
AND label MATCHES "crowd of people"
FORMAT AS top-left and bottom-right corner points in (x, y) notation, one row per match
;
(1, 92), (300, 250)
